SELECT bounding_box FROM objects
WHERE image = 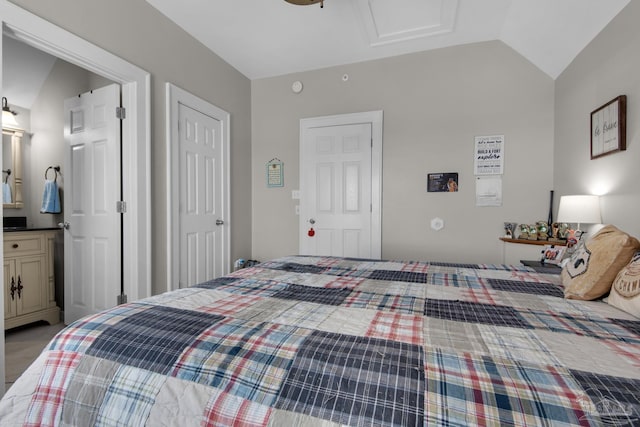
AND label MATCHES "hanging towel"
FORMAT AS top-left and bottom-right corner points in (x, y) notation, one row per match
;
(3, 182), (11, 204)
(41, 179), (61, 214)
